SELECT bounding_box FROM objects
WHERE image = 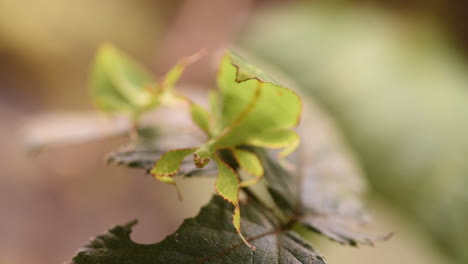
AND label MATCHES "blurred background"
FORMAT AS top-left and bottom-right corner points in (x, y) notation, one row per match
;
(1, 0), (467, 263)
